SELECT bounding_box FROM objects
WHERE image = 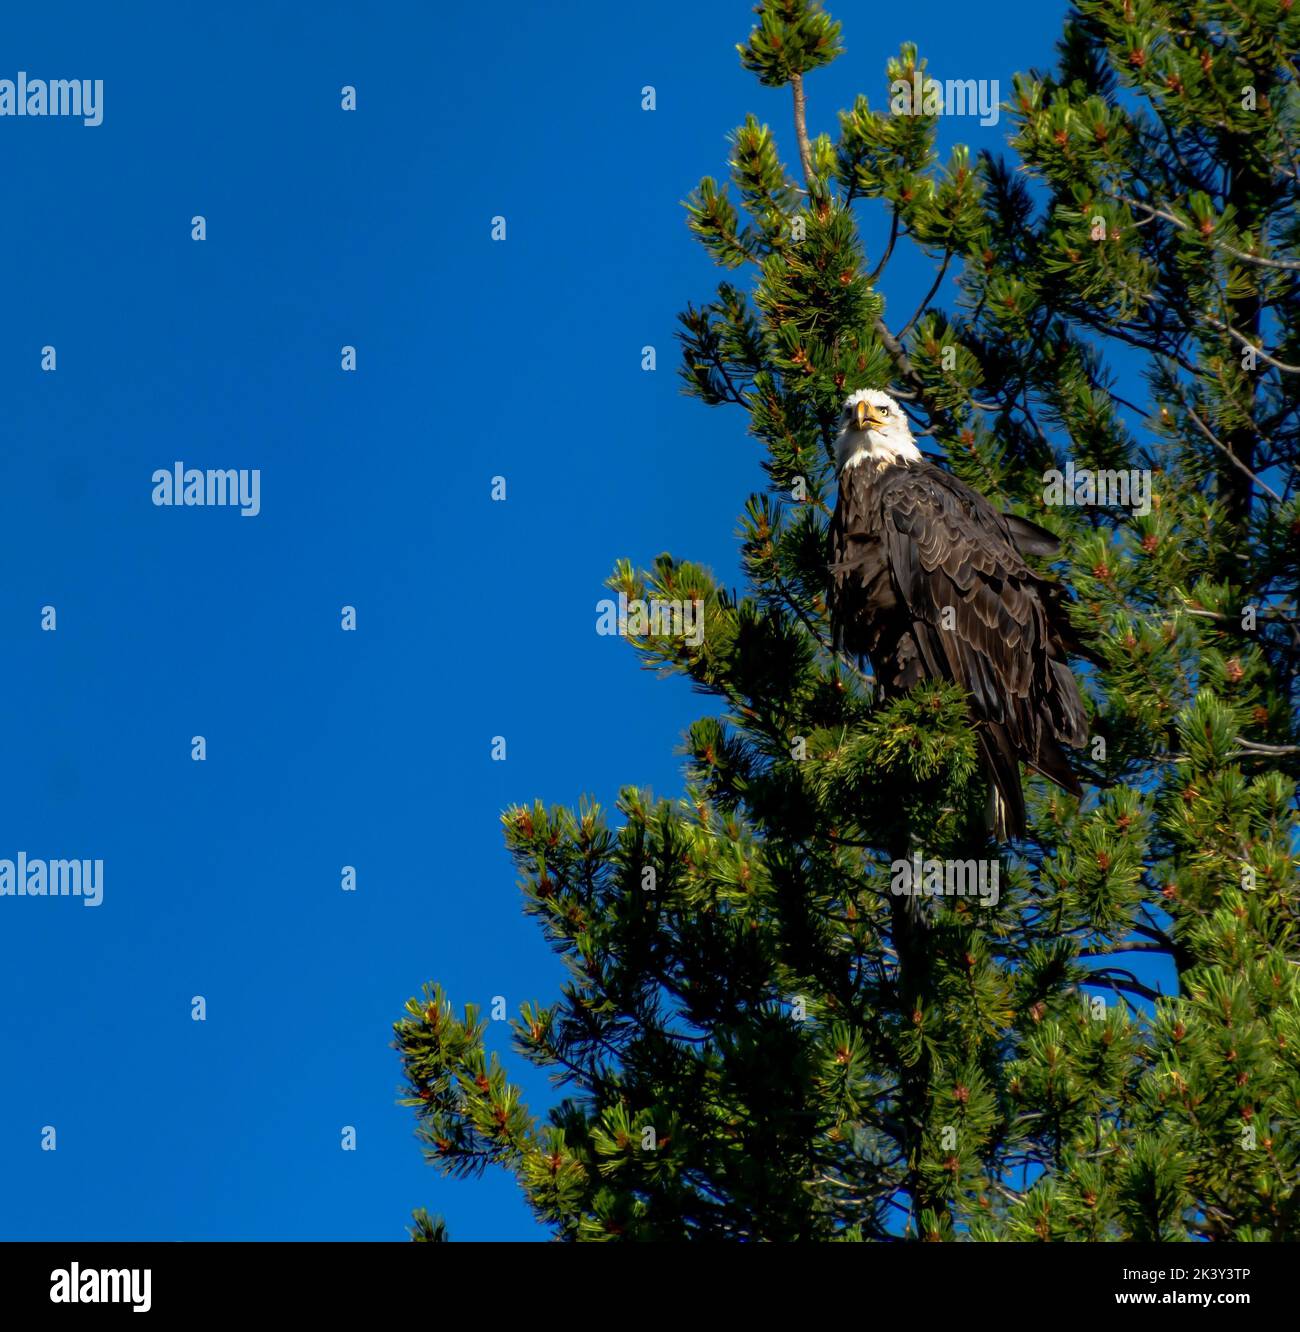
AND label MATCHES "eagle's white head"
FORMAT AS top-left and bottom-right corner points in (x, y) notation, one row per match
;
(835, 389), (922, 472)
